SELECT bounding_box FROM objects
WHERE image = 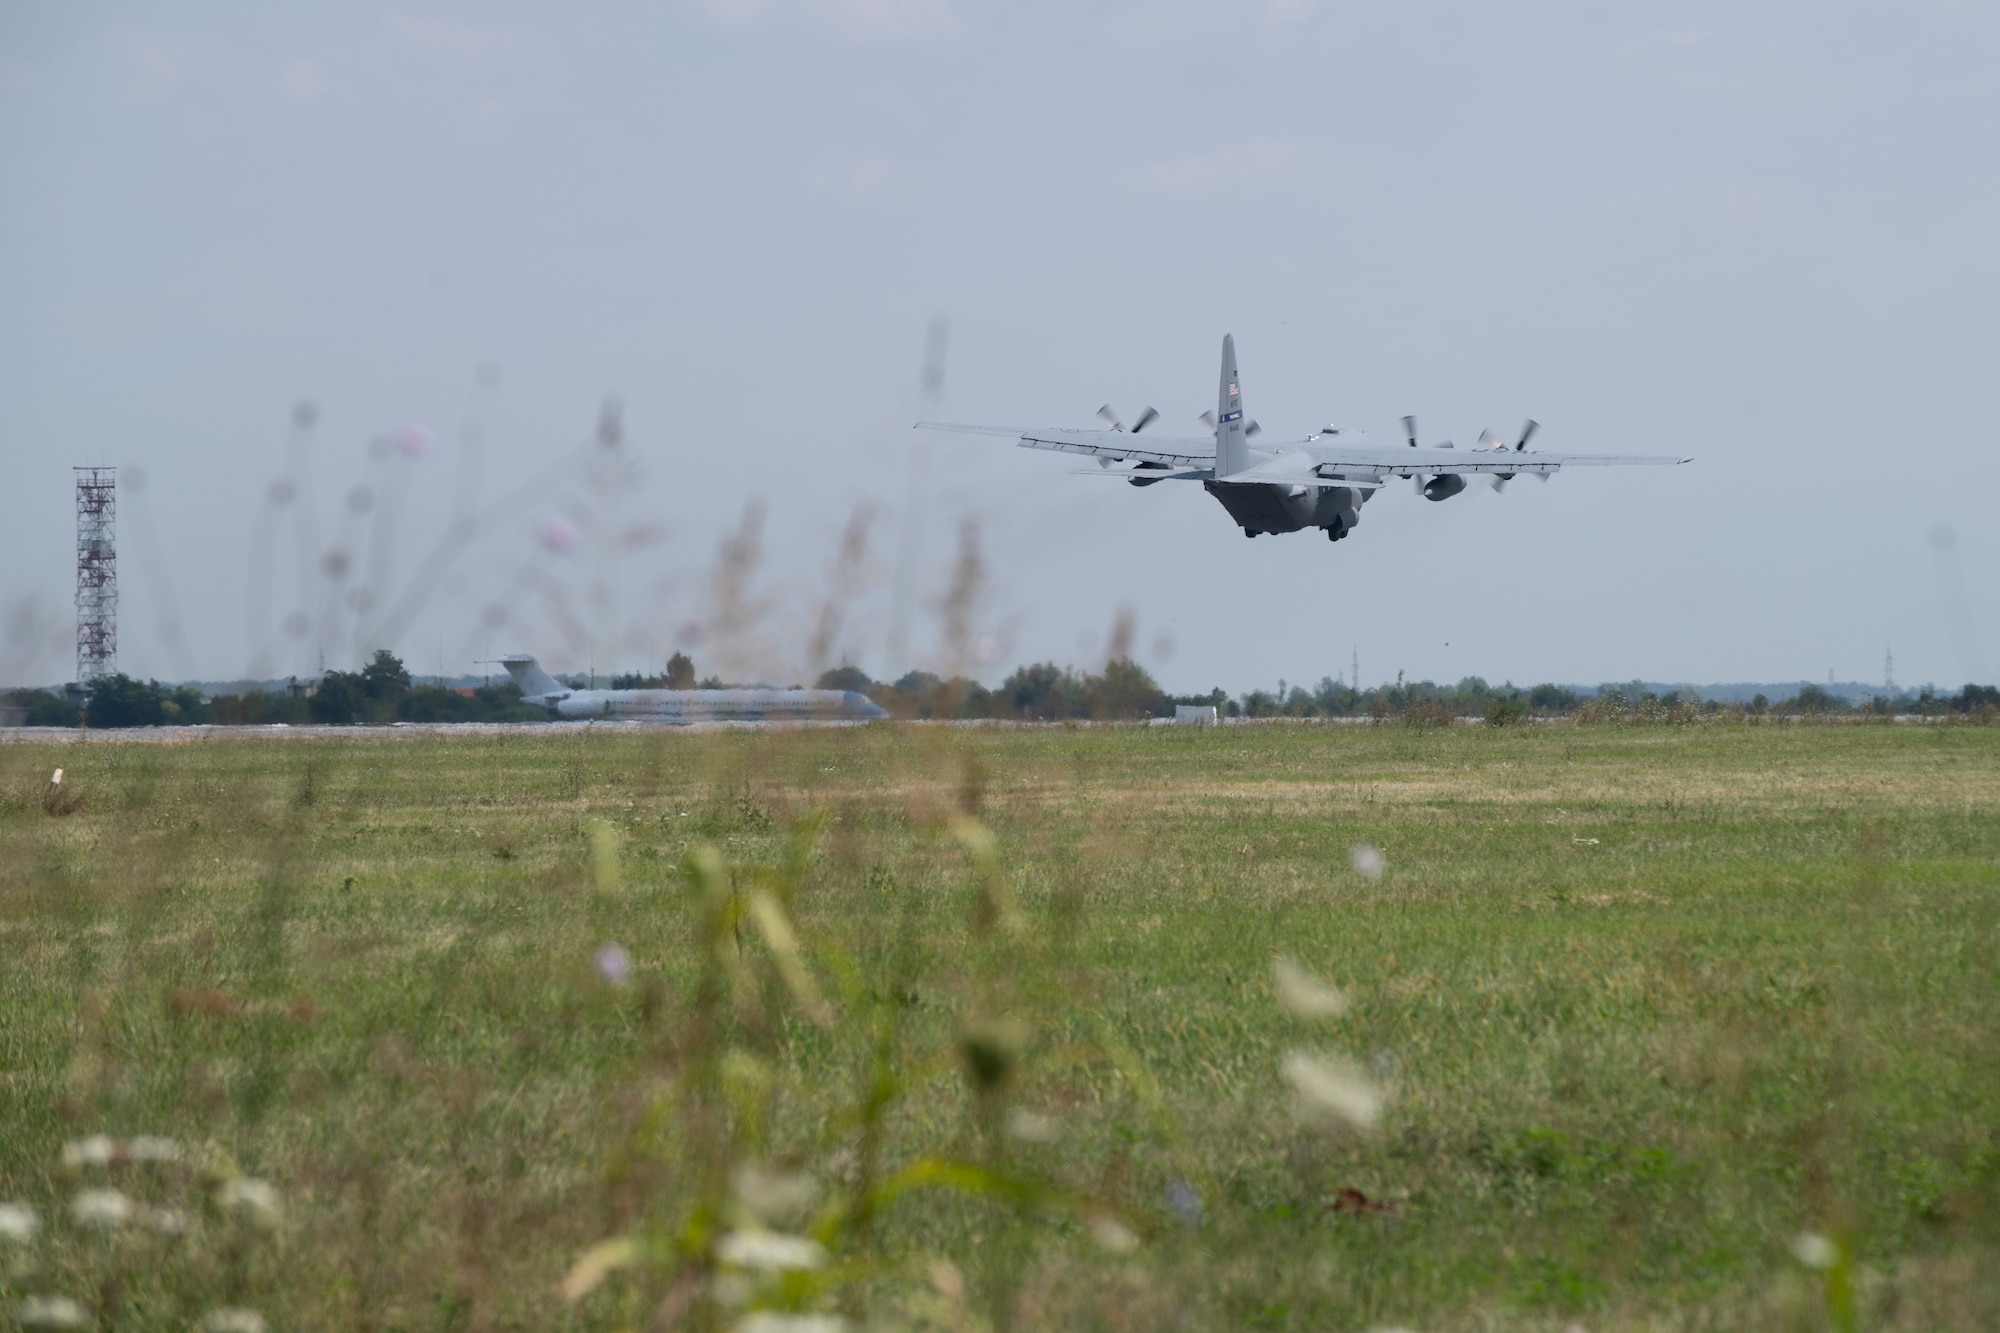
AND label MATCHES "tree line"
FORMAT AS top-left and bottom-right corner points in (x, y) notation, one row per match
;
(7, 653), (1997, 728)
